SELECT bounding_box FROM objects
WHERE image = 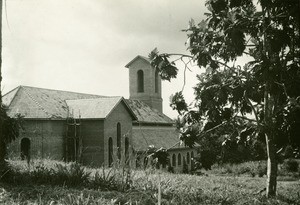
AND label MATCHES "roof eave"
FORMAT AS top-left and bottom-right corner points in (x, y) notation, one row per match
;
(2, 86), (21, 107)
(133, 121), (174, 126)
(125, 55), (150, 68)
(105, 97), (138, 121)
